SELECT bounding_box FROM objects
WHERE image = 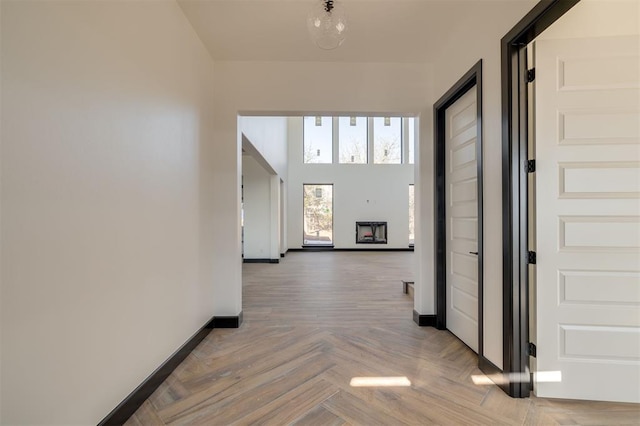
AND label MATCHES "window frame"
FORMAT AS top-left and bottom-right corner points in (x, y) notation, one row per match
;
(302, 116), (416, 165)
(302, 183), (334, 247)
(372, 117), (404, 165)
(337, 116), (369, 164)
(302, 116), (334, 164)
